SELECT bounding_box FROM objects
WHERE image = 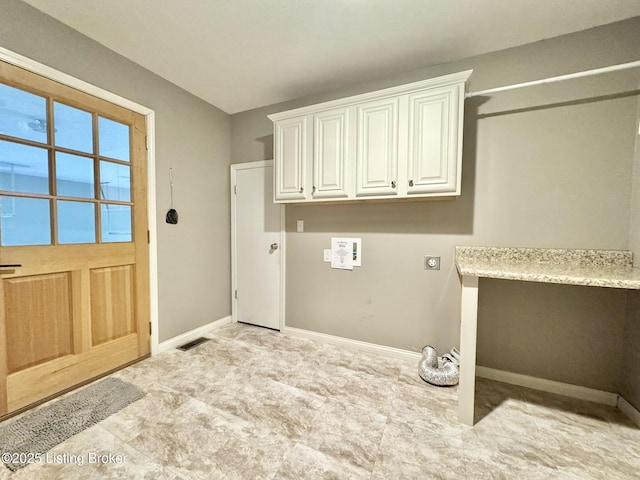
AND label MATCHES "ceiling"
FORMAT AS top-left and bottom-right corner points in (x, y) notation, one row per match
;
(21, 0), (640, 114)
